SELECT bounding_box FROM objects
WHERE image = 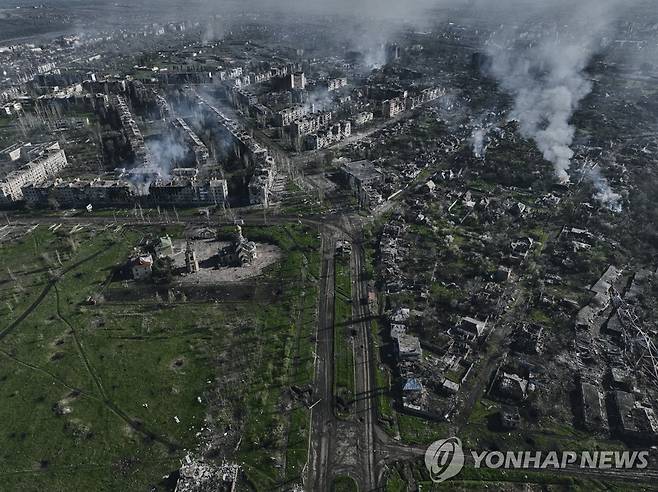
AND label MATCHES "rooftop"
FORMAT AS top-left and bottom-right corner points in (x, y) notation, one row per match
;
(342, 160), (383, 184)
